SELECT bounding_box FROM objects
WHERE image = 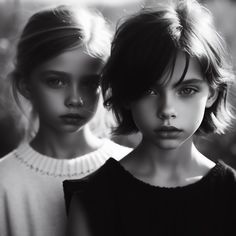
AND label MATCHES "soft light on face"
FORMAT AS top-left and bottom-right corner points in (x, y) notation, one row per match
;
(130, 52), (216, 150)
(27, 47), (102, 134)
